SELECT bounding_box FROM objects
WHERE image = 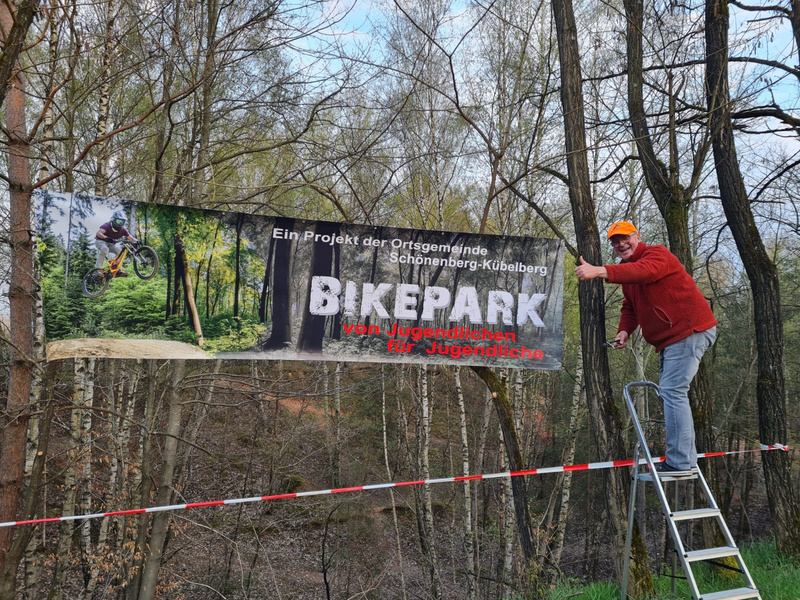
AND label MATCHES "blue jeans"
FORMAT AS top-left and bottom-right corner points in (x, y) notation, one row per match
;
(658, 327), (716, 470)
